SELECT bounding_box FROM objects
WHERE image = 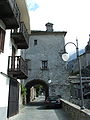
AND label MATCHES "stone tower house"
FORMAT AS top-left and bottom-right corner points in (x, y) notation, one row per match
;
(22, 23), (70, 102)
